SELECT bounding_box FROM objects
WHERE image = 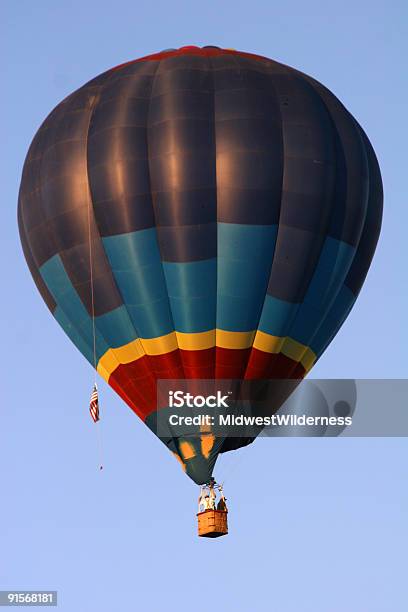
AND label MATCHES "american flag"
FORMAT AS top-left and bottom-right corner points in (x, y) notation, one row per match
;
(89, 383), (99, 423)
